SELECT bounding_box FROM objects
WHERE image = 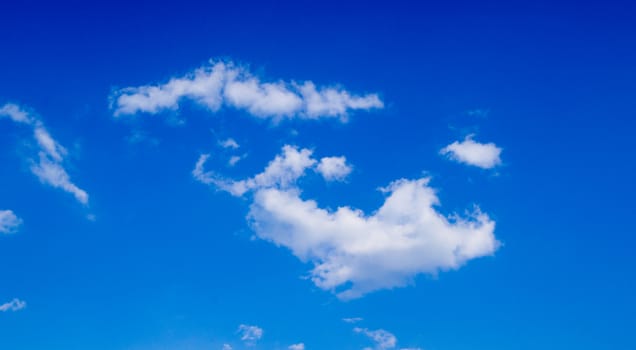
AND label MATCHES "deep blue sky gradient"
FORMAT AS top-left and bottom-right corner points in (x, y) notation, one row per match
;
(1, 1), (635, 349)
